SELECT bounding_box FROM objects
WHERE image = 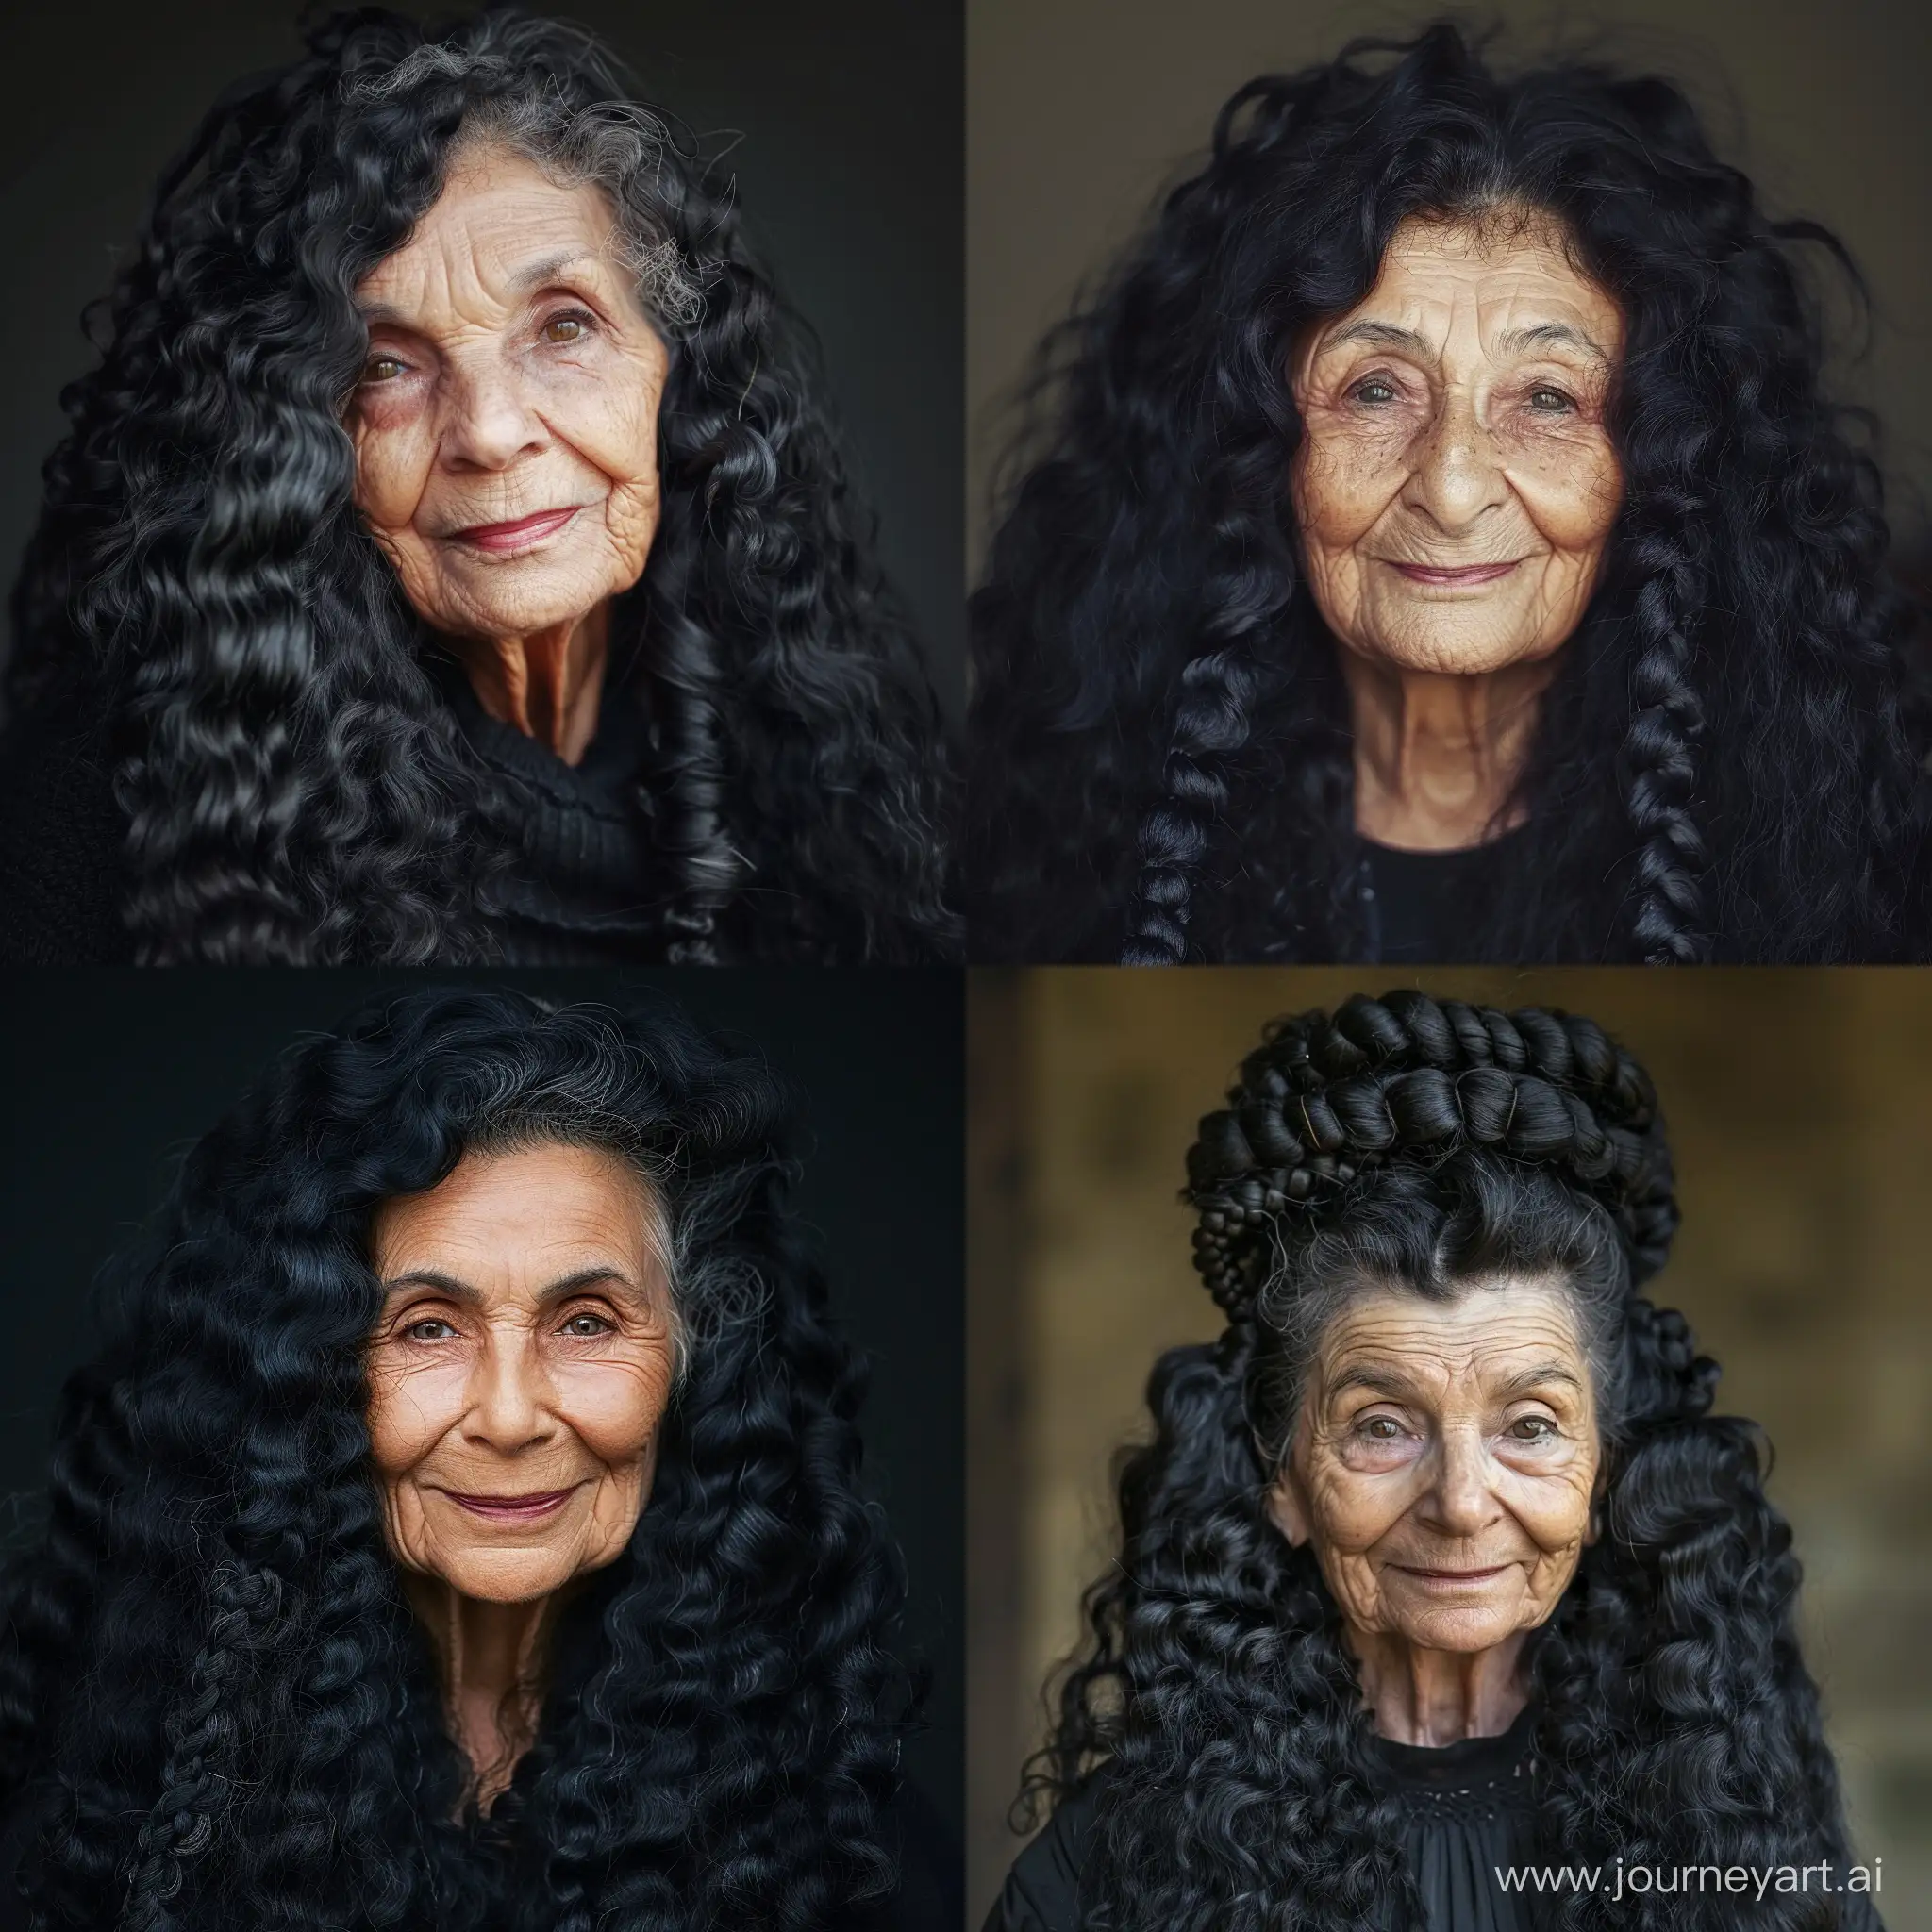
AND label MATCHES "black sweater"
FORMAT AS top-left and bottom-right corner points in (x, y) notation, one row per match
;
(0, 662), (675, 966)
